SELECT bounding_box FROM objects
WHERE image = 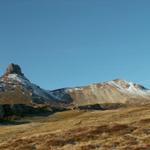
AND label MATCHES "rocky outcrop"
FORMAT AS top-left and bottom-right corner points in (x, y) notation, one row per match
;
(4, 63), (24, 76)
